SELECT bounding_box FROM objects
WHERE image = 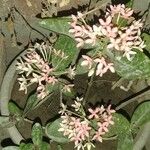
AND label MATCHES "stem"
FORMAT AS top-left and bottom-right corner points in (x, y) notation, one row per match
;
(116, 87), (150, 110)
(83, 72), (95, 106)
(111, 78), (124, 90)
(65, 109), (85, 119)
(102, 135), (117, 141)
(23, 118), (33, 124)
(116, 13), (121, 25)
(34, 93), (54, 109)
(82, 0), (110, 17)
